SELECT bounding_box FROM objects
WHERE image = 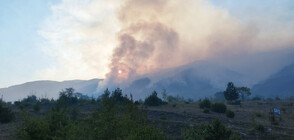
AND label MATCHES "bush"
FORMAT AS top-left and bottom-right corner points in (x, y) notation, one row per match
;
(144, 91), (166, 106)
(199, 98), (211, 109)
(17, 89), (167, 140)
(203, 108), (210, 113)
(211, 103), (227, 113)
(226, 110), (235, 118)
(160, 116), (167, 120)
(182, 119), (234, 140)
(0, 102), (14, 123)
(33, 102), (40, 112)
